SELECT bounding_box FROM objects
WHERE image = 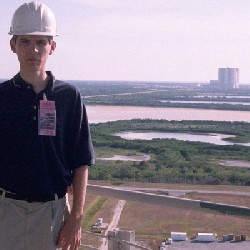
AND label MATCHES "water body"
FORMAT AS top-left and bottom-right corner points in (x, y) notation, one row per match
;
(194, 95), (250, 99)
(220, 160), (250, 168)
(114, 131), (250, 146)
(86, 105), (250, 124)
(88, 106), (250, 167)
(160, 100), (250, 105)
(97, 154), (150, 162)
